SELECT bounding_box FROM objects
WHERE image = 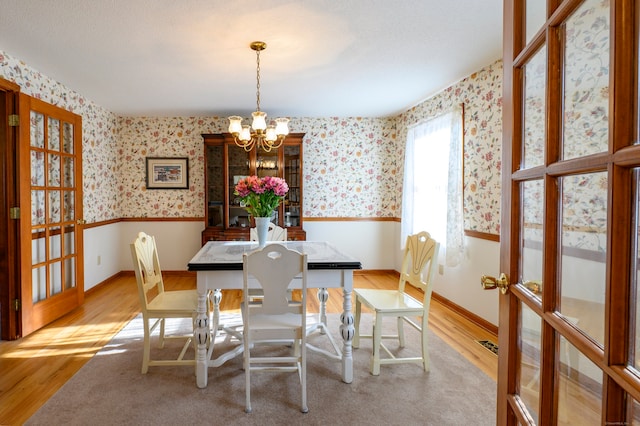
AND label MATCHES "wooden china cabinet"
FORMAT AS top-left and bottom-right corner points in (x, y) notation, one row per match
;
(201, 133), (306, 244)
